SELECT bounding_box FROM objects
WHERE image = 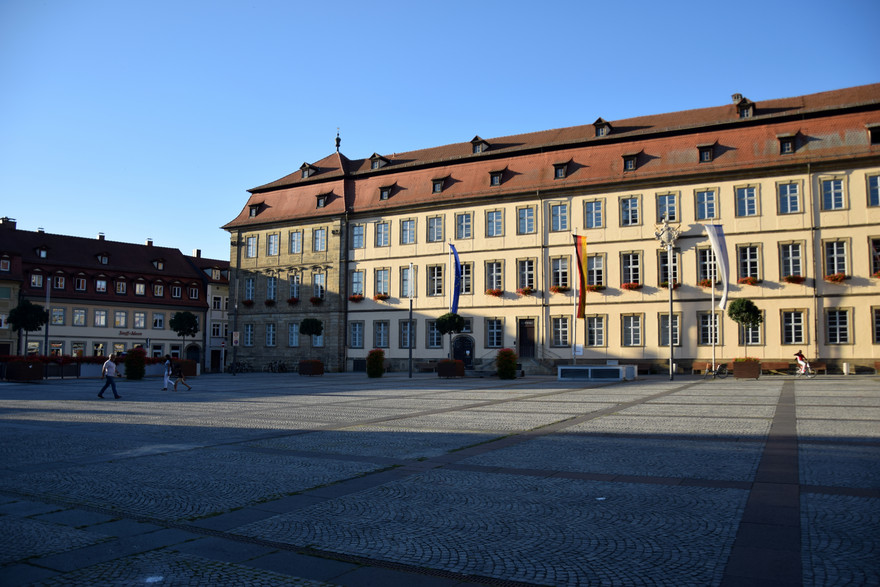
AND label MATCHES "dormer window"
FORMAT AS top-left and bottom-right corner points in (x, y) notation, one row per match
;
(369, 153), (389, 170)
(153, 259), (164, 270)
(593, 118), (612, 137)
(867, 123), (880, 145)
(778, 133), (797, 155)
(97, 254), (109, 265)
(489, 170), (504, 186)
(37, 248), (47, 259)
(0, 256), (9, 272)
(300, 162), (317, 179)
(316, 194), (328, 208)
(471, 135), (489, 154)
(622, 153), (639, 172)
(379, 185), (394, 200)
(248, 204), (260, 217)
(698, 144), (715, 163)
(733, 95), (754, 119)
(553, 162), (569, 179)
(432, 177), (447, 193)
